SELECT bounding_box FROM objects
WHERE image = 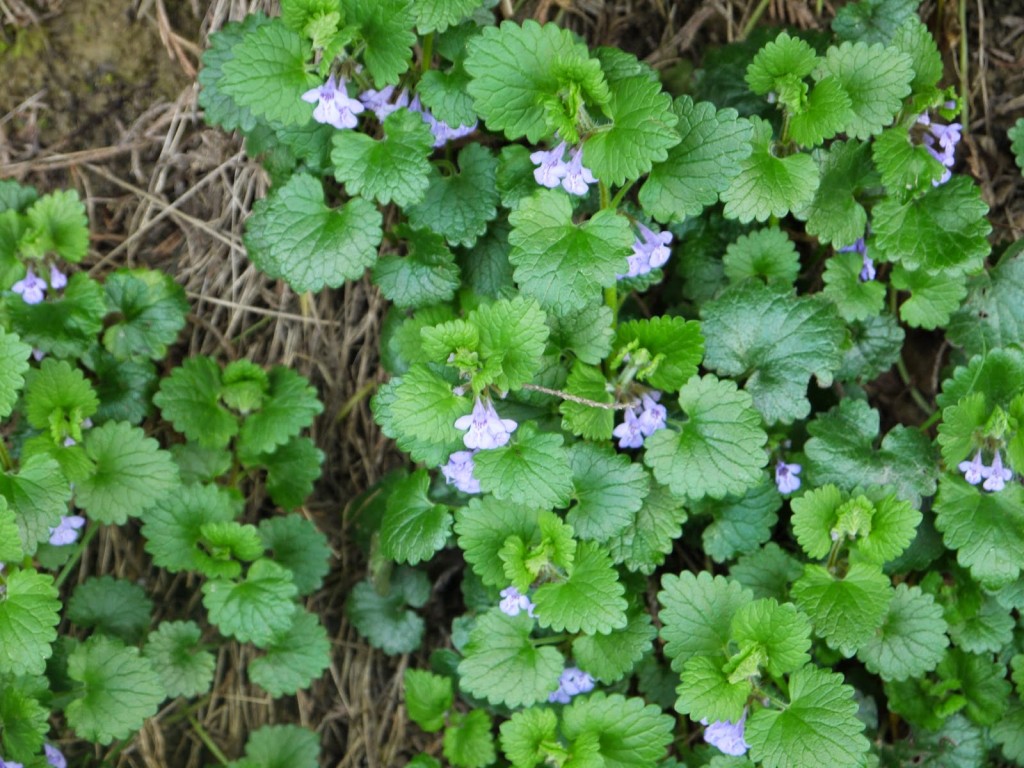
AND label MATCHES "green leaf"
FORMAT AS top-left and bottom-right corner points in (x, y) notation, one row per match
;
(378, 364), (467, 449)
(992, 702), (1024, 764)
(0, 676), (49, 761)
(457, 610), (562, 708)
(508, 190), (632, 315)
(789, 76), (853, 148)
(0, 569), (59, 676)
(566, 442), (648, 542)
(939, 648), (1012, 727)
(873, 175), (991, 276)
(262, 436), (324, 509)
(380, 470), (452, 565)
(0, 500), (23, 563)
(607, 478), (688, 575)
(948, 249), (1024, 355)
(373, 377), (461, 467)
(464, 20), (609, 144)
(934, 476), (1024, 590)
(644, 375), (768, 501)
(639, 97), (753, 222)
(198, 15), (266, 133)
(373, 226), (460, 310)
(822, 42), (913, 139)
(66, 635), (164, 745)
(658, 571), (753, 670)
(891, 263), (968, 330)
(533, 541), (628, 634)
(474, 423), (573, 509)
(24, 358), (98, 437)
(249, 609), (330, 696)
(561, 693), (675, 768)
(582, 72), (679, 186)
(202, 559), (299, 647)
(1011, 118), (1024, 174)
(729, 542), (804, 602)
(721, 116), (820, 223)
(832, 0), (919, 44)
(746, 666), (869, 768)
(697, 478), (781, 563)
(822, 251), (886, 322)
(67, 576), (152, 644)
(102, 269), (189, 360)
(258, 515), (331, 596)
(219, 18), (318, 126)
(837, 312), (905, 383)
(0, 328), (31, 419)
(346, 568), (429, 655)
(455, 496), (539, 588)
(89, 352), (158, 426)
(499, 707), (559, 768)
(238, 366), (321, 456)
(745, 32), (818, 95)
(228, 724), (320, 768)
(613, 316), (704, 392)
(0, 455), (73, 555)
(8, 273), (106, 358)
(143, 620), (215, 698)
(444, 709), (496, 768)
(792, 562), (892, 656)
(331, 108), (434, 206)
(893, 19), (944, 100)
(244, 173), (383, 292)
(857, 584), (948, 682)
(702, 281), (845, 424)
(21, 189), (89, 262)
(141, 483), (239, 573)
(559, 363), (614, 441)
(471, 296), (550, 391)
(407, 143), (498, 248)
(154, 356), (235, 448)
(732, 597), (811, 676)
(404, 668), (453, 732)
(723, 227), (801, 285)
(344, 0), (416, 85)
(573, 607), (656, 683)
(801, 140), (877, 247)
(76, 421), (179, 525)
(872, 123), (947, 192)
(804, 398), (938, 505)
